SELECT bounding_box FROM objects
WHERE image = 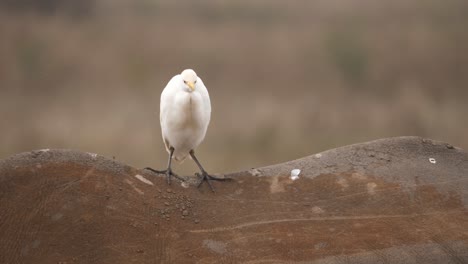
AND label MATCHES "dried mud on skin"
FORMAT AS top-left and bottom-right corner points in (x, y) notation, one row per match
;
(0, 137), (467, 263)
